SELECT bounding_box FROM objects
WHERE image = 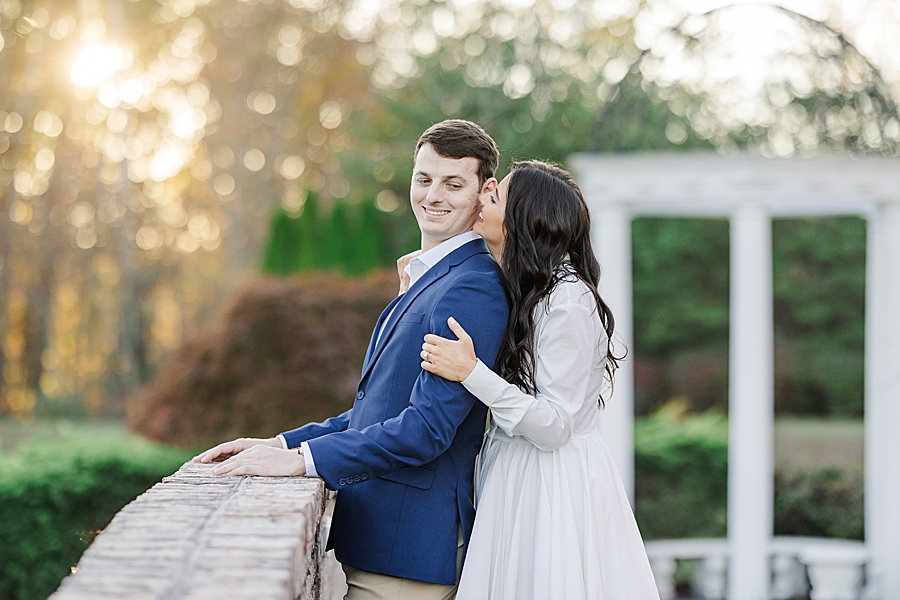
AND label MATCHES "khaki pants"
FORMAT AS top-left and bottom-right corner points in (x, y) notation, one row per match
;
(343, 529), (464, 600)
